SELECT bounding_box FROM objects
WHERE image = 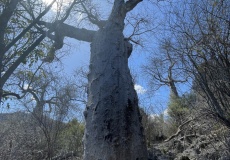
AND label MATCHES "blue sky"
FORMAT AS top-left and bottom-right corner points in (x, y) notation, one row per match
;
(1, 0), (182, 116)
(48, 0), (172, 115)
